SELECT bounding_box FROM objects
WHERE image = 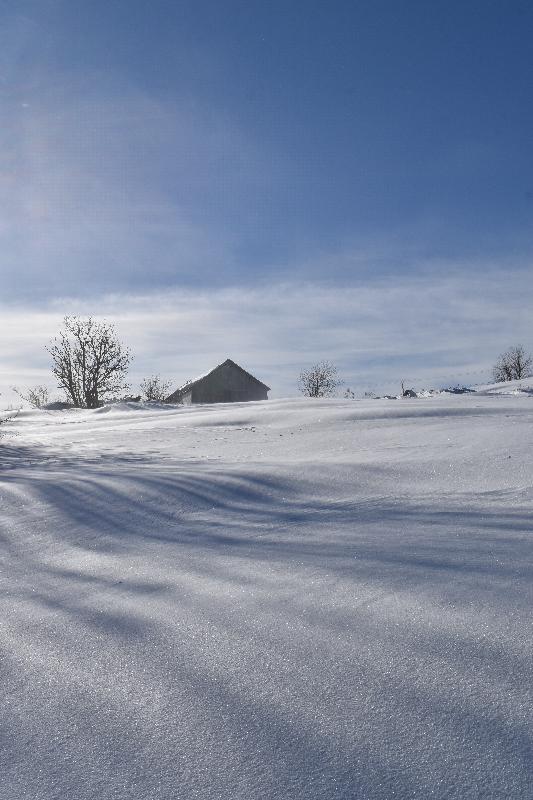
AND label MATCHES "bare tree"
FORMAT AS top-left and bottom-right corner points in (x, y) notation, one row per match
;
(12, 385), (51, 409)
(492, 345), (532, 382)
(48, 316), (131, 408)
(140, 375), (171, 402)
(298, 361), (343, 397)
